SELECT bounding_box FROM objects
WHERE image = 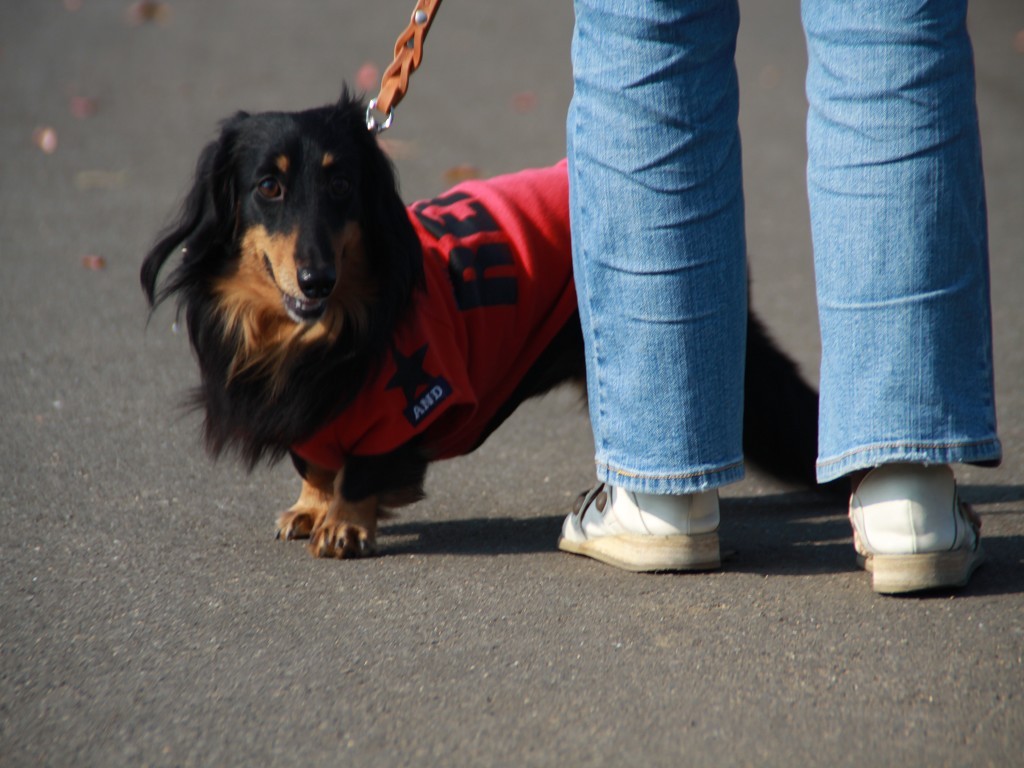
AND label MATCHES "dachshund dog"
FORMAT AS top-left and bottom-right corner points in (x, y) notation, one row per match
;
(141, 90), (824, 559)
